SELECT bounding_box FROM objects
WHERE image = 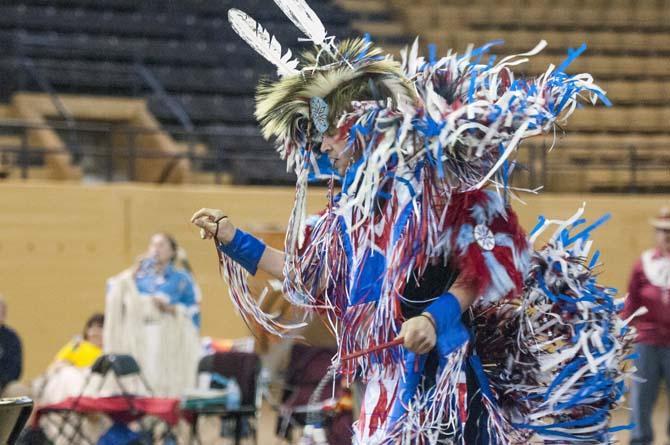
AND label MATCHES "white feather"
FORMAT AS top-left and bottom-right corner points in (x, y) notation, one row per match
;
(273, 0), (328, 46)
(228, 9), (300, 77)
(408, 37), (419, 77)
